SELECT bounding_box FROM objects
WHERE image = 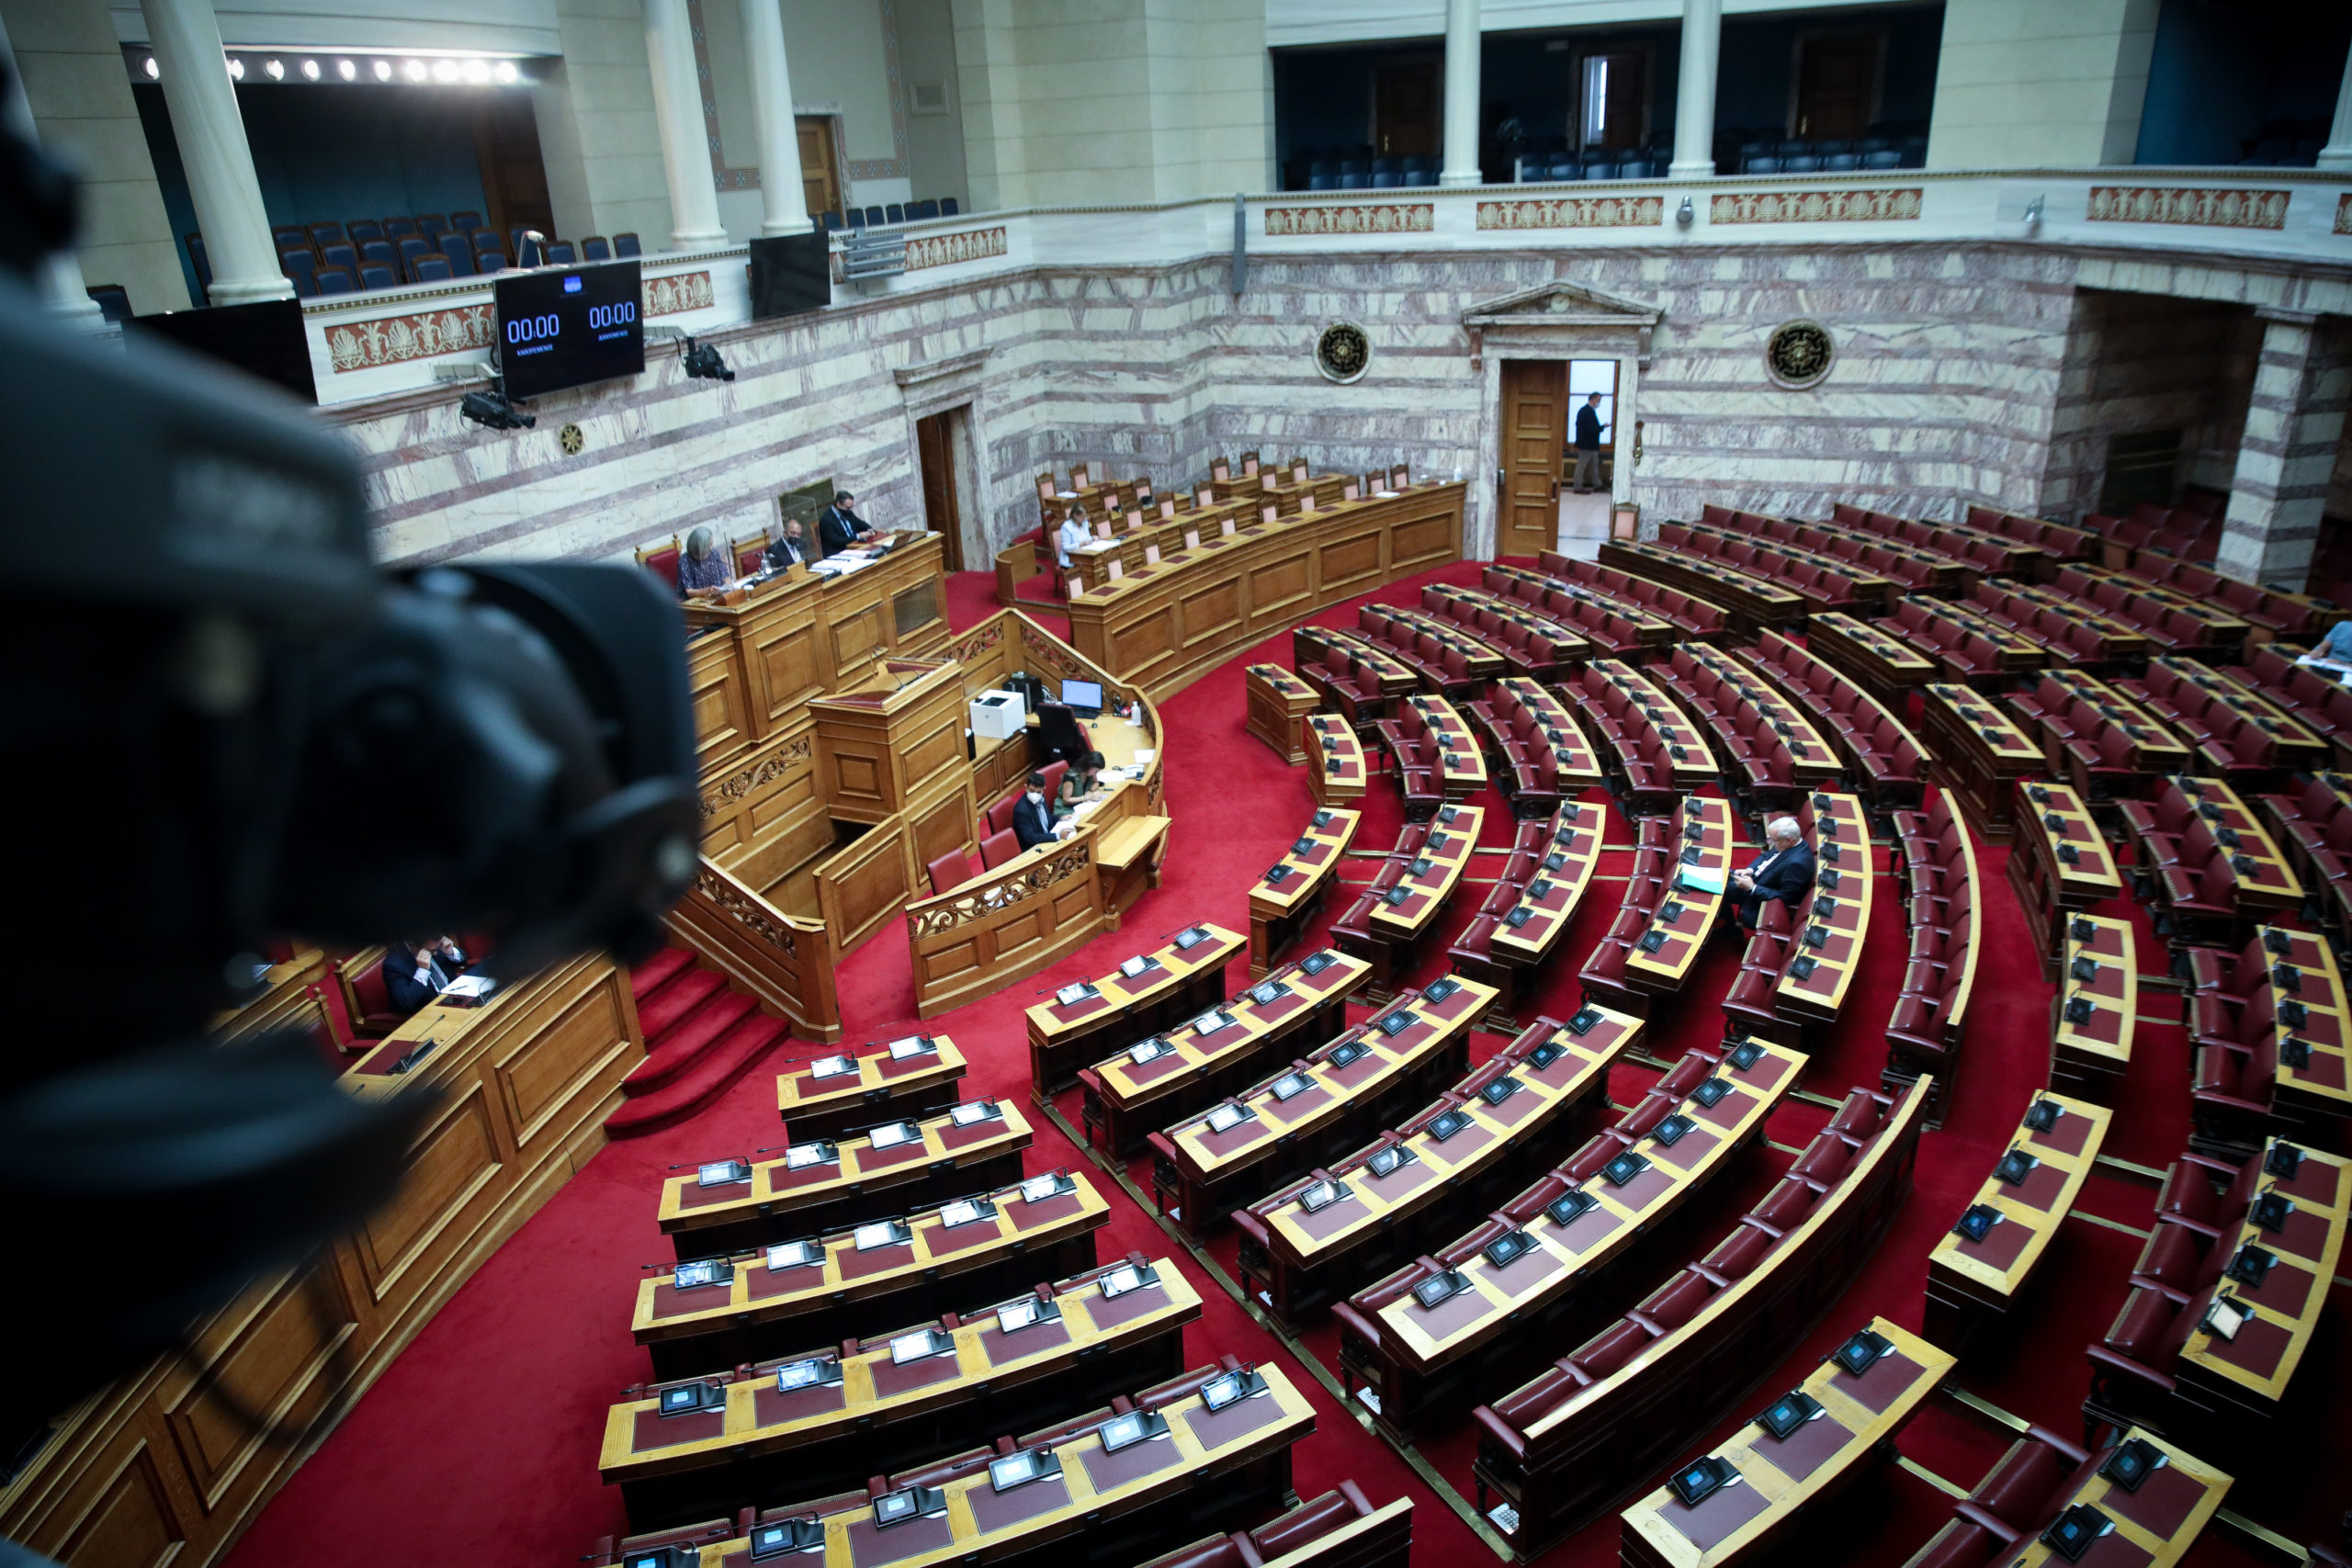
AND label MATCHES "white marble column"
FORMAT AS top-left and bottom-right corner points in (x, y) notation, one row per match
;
(0, 12), (104, 327)
(141, 0), (289, 304)
(2217, 310), (2350, 592)
(1438, 0), (1481, 188)
(740, 0), (811, 234)
(644, 0), (729, 250)
(1668, 0), (1723, 179)
(2318, 35), (2352, 172)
